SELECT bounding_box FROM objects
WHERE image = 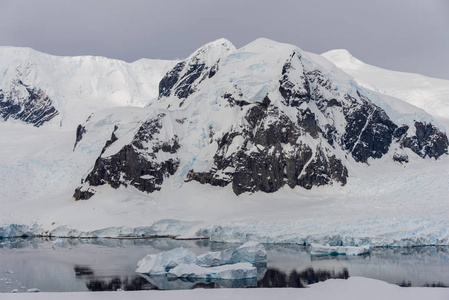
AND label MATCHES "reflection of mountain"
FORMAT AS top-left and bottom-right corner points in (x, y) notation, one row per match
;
(258, 267), (349, 288)
(138, 262), (267, 290)
(86, 276), (155, 291)
(139, 273), (259, 290)
(136, 265), (350, 290)
(310, 252), (371, 261)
